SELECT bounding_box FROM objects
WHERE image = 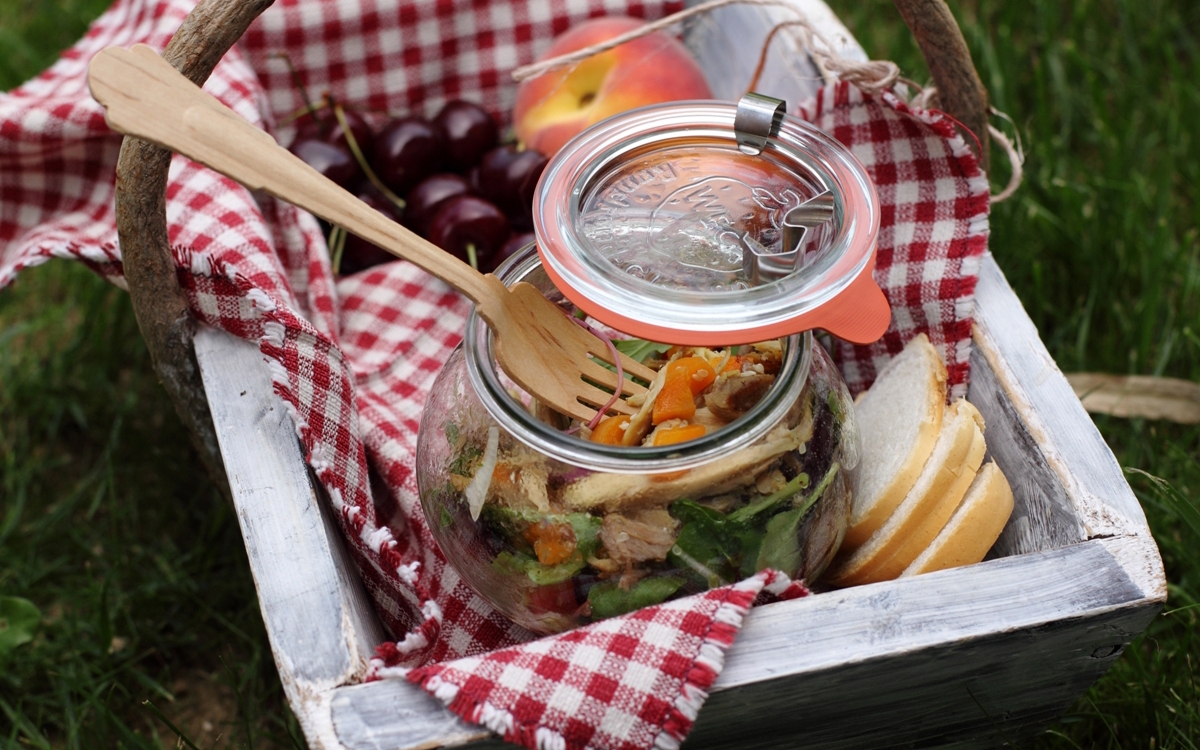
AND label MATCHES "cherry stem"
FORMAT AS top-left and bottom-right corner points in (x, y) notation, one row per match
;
(465, 242), (478, 271)
(330, 102), (407, 211)
(269, 52), (323, 132)
(328, 225), (346, 275)
(281, 98), (329, 127)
